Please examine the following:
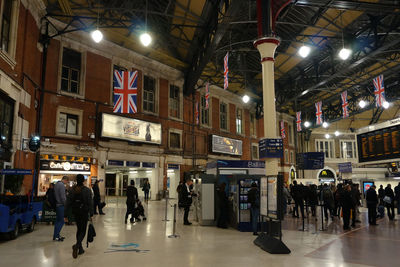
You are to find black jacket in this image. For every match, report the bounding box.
[291,184,303,201]
[378,188,385,199]
[126,186,138,205]
[366,188,378,205]
[65,185,94,218]
[384,187,395,202]
[341,190,354,209]
[179,183,192,207]
[248,188,260,208]
[93,183,101,201]
[395,185,400,200]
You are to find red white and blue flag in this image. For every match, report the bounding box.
[296,112,302,132]
[341,91,349,118]
[195,101,199,125]
[373,74,386,108]
[315,101,323,125]
[113,70,138,113]
[280,121,286,139]
[224,52,229,90]
[205,82,210,110]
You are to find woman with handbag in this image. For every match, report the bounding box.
[384,184,395,220]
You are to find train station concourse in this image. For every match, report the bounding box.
[1,0,400,266]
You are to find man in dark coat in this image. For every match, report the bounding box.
[394,182,400,215]
[366,185,378,225]
[378,185,385,201]
[65,174,93,258]
[179,179,194,225]
[248,182,260,235]
[384,184,395,220]
[125,180,138,224]
[217,182,229,228]
[341,184,354,230]
[291,180,304,218]
[93,180,105,215]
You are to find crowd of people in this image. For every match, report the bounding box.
[284,181,400,230]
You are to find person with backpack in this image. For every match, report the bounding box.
[384,184,395,220]
[142,179,151,202]
[53,176,68,241]
[46,183,56,210]
[291,180,304,218]
[248,182,260,236]
[125,180,138,224]
[321,184,334,220]
[65,174,93,258]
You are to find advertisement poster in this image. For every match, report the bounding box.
[101,113,161,144]
[260,177,268,216]
[211,135,242,156]
[267,176,278,219]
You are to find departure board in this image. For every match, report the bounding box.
[358,124,400,163]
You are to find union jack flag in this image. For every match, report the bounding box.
[280,121,286,139]
[224,52,229,90]
[373,74,386,108]
[296,112,302,132]
[195,101,199,124]
[341,91,349,118]
[113,70,138,114]
[205,82,210,110]
[315,101,323,125]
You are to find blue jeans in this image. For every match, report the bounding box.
[251,207,259,233]
[53,205,64,239]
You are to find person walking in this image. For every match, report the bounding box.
[179,178,194,225]
[384,184,395,220]
[366,185,378,225]
[351,184,361,225]
[321,184,334,220]
[217,182,229,228]
[53,176,68,241]
[309,184,319,217]
[248,182,260,236]
[65,174,93,258]
[291,180,304,218]
[142,180,151,202]
[341,184,353,230]
[125,180,138,224]
[93,180,105,215]
[394,182,400,215]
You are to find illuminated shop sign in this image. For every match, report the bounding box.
[101,113,162,144]
[40,154,92,163]
[211,135,242,156]
[40,161,90,171]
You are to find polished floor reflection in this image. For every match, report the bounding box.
[0,199,398,267]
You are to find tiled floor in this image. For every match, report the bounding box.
[0,199,398,267]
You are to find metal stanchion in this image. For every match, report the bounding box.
[162,196,170,221]
[320,203,326,231]
[168,204,179,238]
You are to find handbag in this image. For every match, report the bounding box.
[383,196,392,204]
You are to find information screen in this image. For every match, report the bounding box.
[358,124,400,162]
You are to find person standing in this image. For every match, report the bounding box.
[65,174,93,258]
[384,184,395,220]
[341,184,353,230]
[378,185,385,202]
[334,184,344,217]
[248,182,260,236]
[394,182,400,215]
[142,180,151,202]
[217,182,229,228]
[366,185,378,225]
[321,184,334,220]
[309,184,319,217]
[125,180,138,223]
[93,180,105,215]
[179,179,194,225]
[291,180,304,218]
[53,176,68,241]
[282,185,291,215]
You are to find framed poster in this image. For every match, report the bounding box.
[267,176,278,219]
[260,177,268,216]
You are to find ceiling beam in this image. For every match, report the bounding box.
[293,0,400,13]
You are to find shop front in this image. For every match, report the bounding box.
[167,164,180,199]
[38,154,93,196]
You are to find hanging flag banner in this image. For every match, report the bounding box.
[373,74,386,108]
[296,111,302,132]
[280,121,286,139]
[224,52,229,90]
[205,82,210,110]
[315,101,323,125]
[341,90,349,118]
[195,101,199,125]
[113,70,138,114]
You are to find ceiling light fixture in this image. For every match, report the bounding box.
[298,45,311,58]
[335,131,340,137]
[140,0,152,47]
[383,101,390,109]
[325,134,330,139]
[359,100,367,108]
[242,95,250,103]
[322,122,329,128]
[338,48,351,60]
[304,121,311,128]
[91,3,103,43]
